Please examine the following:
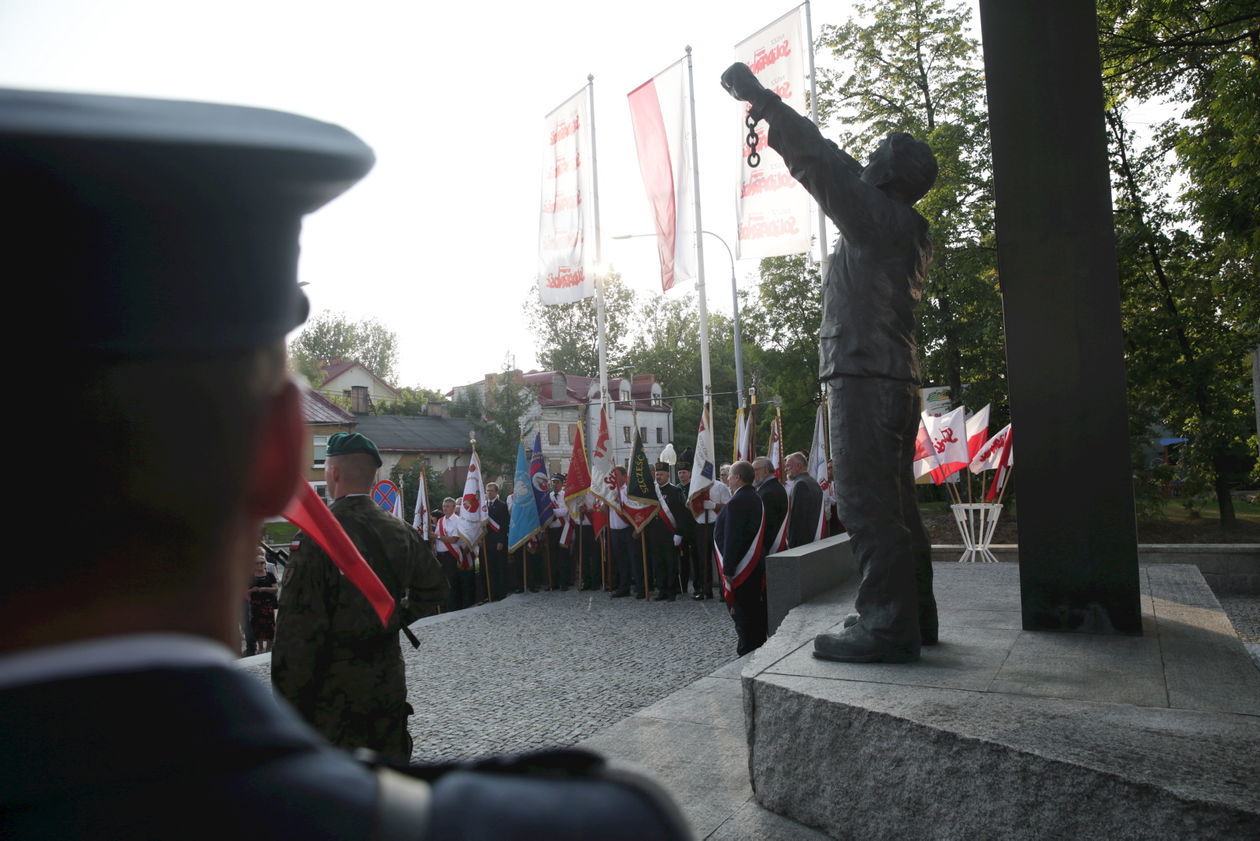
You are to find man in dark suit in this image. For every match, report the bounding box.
[485,482,511,600]
[0,88,687,841]
[785,452,824,548]
[752,456,788,555]
[715,461,768,656]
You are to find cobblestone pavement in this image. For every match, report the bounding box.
[1218,595,1260,643]
[245,589,740,761]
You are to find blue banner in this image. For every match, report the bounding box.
[530,431,553,528]
[508,439,541,553]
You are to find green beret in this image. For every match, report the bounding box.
[326,432,381,467]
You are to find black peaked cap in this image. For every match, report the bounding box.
[2,88,375,355]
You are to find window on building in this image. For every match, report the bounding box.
[656,427,664,443]
[623,426,632,443]
[548,423,561,445]
[313,435,329,468]
[639,426,647,442]
[548,458,561,475]
[568,423,578,443]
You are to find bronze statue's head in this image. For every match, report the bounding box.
[861,132,938,205]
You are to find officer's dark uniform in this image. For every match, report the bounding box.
[0,87,690,841]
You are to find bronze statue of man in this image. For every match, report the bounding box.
[722,62,939,663]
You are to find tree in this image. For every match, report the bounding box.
[738,255,824,453]
[619,291,739,459]
[376,386,448,416]
[524,273,636,376]
[470,367,538,480]
[813,0,1006,415]
[1098,1,1260,526]
[289,311,400,386]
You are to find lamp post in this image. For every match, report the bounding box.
[612,230,746,408]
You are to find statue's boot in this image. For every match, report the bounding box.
[842,608,938,646]
[813,622,919,664]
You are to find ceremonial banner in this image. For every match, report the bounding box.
[391,481,405,520]
[564,421,594,519]
[965,404,991,460]
[458,450,488,547]
[924,406,970,484]
[734,5,812,259]
[734,407,753,462]
[970,423,1012,474]
[807,404,828,484]
[985,427,1014,501]
[589,405,625,516]
[509,439,542,553]
[412,469,430,540]
[538,86,596,304]
[768,408,784,481]
[529,432,553,528]
[623,426,659,533]
[628,58,697,292]
[688,405,717,516]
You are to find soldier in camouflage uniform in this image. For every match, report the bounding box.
[273,432,446,760]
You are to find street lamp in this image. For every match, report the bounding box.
[612,230,746,408]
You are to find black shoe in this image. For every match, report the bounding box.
[611,589,629,598]
[692,593,705,601]
[812,626,919,664]
[559,586,569,591]
[634,592,646,600]
[514,589,524,594]
[529,587,539,593]
[653,592,670,601]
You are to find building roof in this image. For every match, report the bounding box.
[520,370,670,412]
[303,390,355,425]
[318,358,400,399]
[352,414,474,453]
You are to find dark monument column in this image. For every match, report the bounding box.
[978,0,1142,633]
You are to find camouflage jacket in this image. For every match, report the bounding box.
[272,494,446,756]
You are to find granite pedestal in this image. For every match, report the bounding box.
[743,563,1260,840]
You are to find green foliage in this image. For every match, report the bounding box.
[375,386,447,416]
[1099,0,1260,527]
[389,460,446,524]
[471,367,538,480]
[814,0,1007,418]
[738,255,825,453]
[621,291,740,458]
[524,273,636,376]
[289,311,400,386]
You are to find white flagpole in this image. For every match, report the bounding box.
[804,0,830,277]
[588,74,611,412]
[685,45,715,463]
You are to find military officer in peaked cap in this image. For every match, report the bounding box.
[0,88,688,841]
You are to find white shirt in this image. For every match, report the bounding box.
[695,480,731,524]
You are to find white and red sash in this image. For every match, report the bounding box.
[437,515,469,570]
[655,482,677,533]
[715,512,766,607]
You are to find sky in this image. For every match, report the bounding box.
[8,1,1173,395]
[0,0,884,391]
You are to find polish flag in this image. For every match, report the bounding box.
[924,406,970,484]
[912,419,940,481]
[969,423,1012,474]
[965,404,991,460]
[628,58,697,292]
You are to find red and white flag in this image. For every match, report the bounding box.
[391,480,405,520]
[986,427,1014,502]
[912,419,940,481]
[924,406,970,484]
[458,451,488,546]
[411,470,430,541]
[564,421,594,519]
[734,6,813,259]
[688,405,717,517]
[538,85,597,305]
[734,407,753,462]
[969,423,1011,473]
[628,58,697,292]
[768,409,784,481]
[965,404,991,460]
[588,405,625,517]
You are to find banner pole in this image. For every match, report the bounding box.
[686,45,715,460]
[803,0,830,277]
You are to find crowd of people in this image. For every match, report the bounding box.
[416,449,843,658]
